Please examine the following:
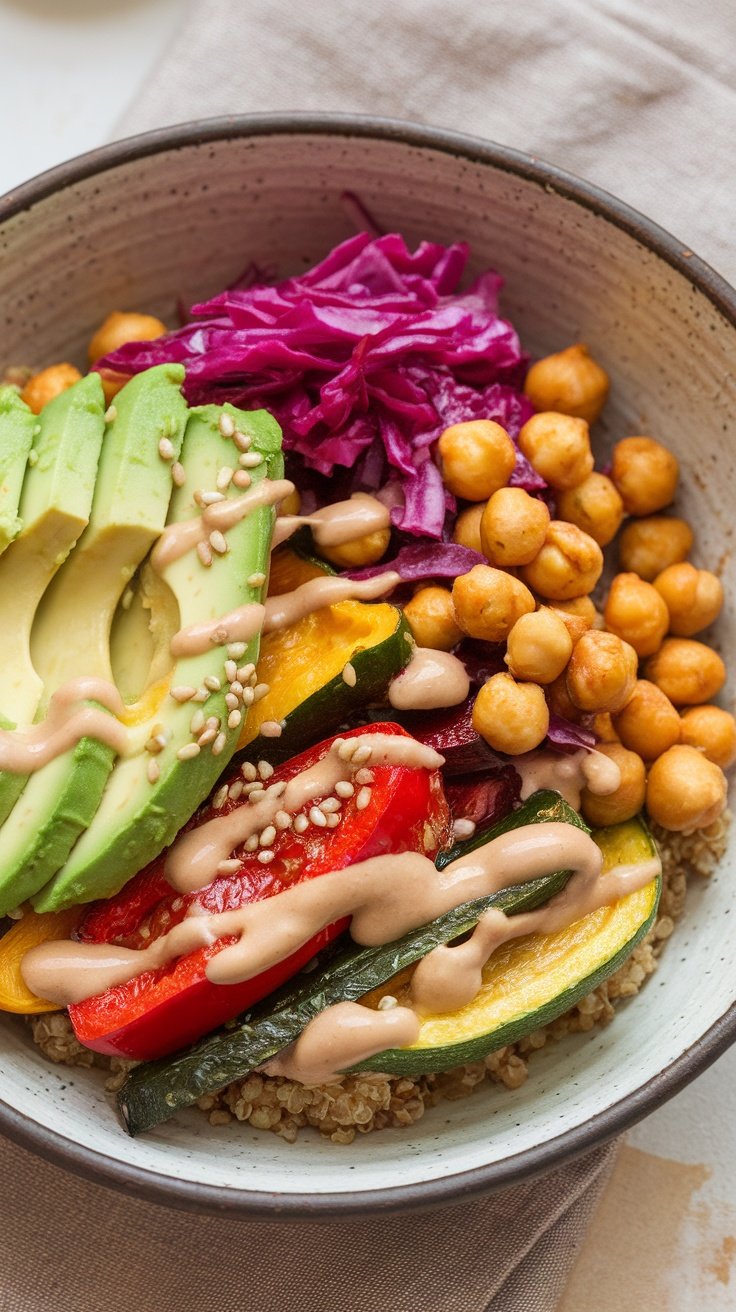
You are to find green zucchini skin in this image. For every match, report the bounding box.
[117,790,585,1135]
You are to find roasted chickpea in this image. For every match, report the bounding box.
[566,629,638,713]
[611,436,679,516]
[20,363,81,414]
[479,487,550,567]
[87,311,167,365]
[550,595,596,644]
[617,516,693,582]
[603,572,669,658]
[321,526,390,569]
[580,742,646,827]
[653,562,724,637]
[591,712,620,742]
[98,371,129,405]
[646,745,727,832]
[613,680,681,760]
[556,472,624,547]
[452,565,535,643]
[680,705,736,770]
[472,672,549,754]
[520,520,603,601]
[403,587,463,652]
[546,671,586,723]
[505,607,573,684]
[517,412,594,491]
[279,488,301,517]
[437,420,516,502]
[644,638,726,706]
[523,343,610,425]
[452,504,485,554]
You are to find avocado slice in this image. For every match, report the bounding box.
[35,402,283,911]
[0,374,106,824]
[0,365,188,916]
[0,386,37,556]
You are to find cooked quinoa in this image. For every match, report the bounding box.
[30,814,729,1145]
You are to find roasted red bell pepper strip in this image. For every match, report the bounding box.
[69,723,450,1060]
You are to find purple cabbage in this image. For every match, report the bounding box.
[97,232,534,538]
[546,714,597,753]
[346,541,484,584]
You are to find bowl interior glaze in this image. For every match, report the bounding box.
[1,118,735,1215]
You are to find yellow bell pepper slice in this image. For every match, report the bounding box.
[0,906,81,1013]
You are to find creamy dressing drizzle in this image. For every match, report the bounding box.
[516,748,621,811]
[170,604,266,658]
[151,479,295,572]
[388,647,470,711]
[264,1002,421,1085]
[272,492,390,551]
[262,572,401,633]
[0,677,128,774]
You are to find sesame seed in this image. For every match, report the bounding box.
[319,797,341,814]
[293,814,309,835]
[253,683,270,702]
[241,762,258,781]
[337,740,357,761]
[211,627,228,645]
[275,810,292,830]
[240,450,262,468]
[216,466,234,491]
[257,850,275,865]
[342,662,357,687]
[229,680,244,698]
[209,529,229,555]
[212,784,228,810]
[104,404,117,423]
[121,586,134,611]
[335,780,355,799]
[377,995,398,1011]
[218,412,236,438]
[453,818,477,840]
[326,813,340,828]
[217,858,241,875]
[352,745,372,766]
[224,659,238,682]
[355,768,374,786]
[260,720,282,738]
[257,760,274,780]
[190,709,206,735]
[171,898,183,912]
[356,786,371,811]
[172,461,186,487]
[233,470,251,489]
[259,825,276,847]
[267,780,287,799]
[139,925,151,940]
[192,686,210,703]
[245,834,259,851]
[212,732,227,755]
[147,759,161,784]
[247,786,267,803]
[199,490,226,506]
[225,692,240,712]
[158,437,175,461]
[229,780,244,801]
[171,685,196,703]
[144,736,163,755]
[309,806,327,828]
[228,709,242,729]
[204,674,221,692]
[238,663,255,682]
[198,727,217,746]
[227,641,247,659]
[27,451,38,468]
[177,743,201,761]
[197,540,213,568]
[242,687,255,706]
[234,431,252,452]
[248,571,266,588]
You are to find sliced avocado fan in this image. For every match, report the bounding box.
[35,402,283,911]
[0,375,106,824]
[0,386,37,557]
[0,365,188,917]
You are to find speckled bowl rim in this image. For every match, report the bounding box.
[1,112,735,1219]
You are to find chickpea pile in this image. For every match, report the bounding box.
[418,341,733,834]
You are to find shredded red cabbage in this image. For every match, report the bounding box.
[346,542,484,583]
[545,714,597,753]
[97,232,535,537]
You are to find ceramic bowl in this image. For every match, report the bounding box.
[1,116,735,1216]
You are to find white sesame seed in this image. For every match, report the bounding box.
[139,925,151,940]
[257,760,274,780]
[217,858,241,875]
[241,762,258,781]
[224,659,238,682]
[197,540,213,567]
[171,898,183,912]
[259,825,277,847]
[190,709,206,734]
[260,720,283,738]
[319,797,341,814]
[144,736,163,755]
[171,685,196,703]
[257,849,275,865]
[267,780,287,799]
[232,470,251,489]
[218,412,236,438]
[275,809,292,830]
[377,995,398,1011]
[248,571,266,588]
[352,745,372,766]
[247,787,267,804]
[121,586,134,611]
[27,450,38,468]
[177,743,201,761]
[198,727,217,746]
[228,779,244,801]
[355,768,374,786]
[228,709,242,729]
[234,431,252,452]
[309,806,327,828]
[192,686,210,703]
[242,687,255,706]
[210,626,228,645]
[293,814,309,835]
[104,404,117,423]
[238,663,255,682]
[337,740,357,761]
[229,680,244,698]
[212,784,228,810]
[199,490,225,506]
[227,642,247,659]
[356,786,372,811]
[326,813,340,828]
[335,780,355,799]
[158,437,175,461]
[204,674,221,692]
[332,738,345,751]
[453,818,477,840]
[172,461,186,487]
[342,662,357,687]
[225,692,240,712]
[253,683,270,702]
[240,450,262,468]
[245,834,259,851]
[147,759,161,784]
[216,465,234,491]
[212,732,227,755]
[209,529,229,555]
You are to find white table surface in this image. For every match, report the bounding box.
[1,1,735,1303]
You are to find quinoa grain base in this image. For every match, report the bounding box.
[30,815,729,1145]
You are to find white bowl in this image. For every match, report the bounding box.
[1,115,734,1215]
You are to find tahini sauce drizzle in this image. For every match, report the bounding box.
[262,573,401,633]
[0,677,128,773]
[272,492,390,551]
[516,748,621,811]
[152,479,295,571]
[388,648,470,711]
